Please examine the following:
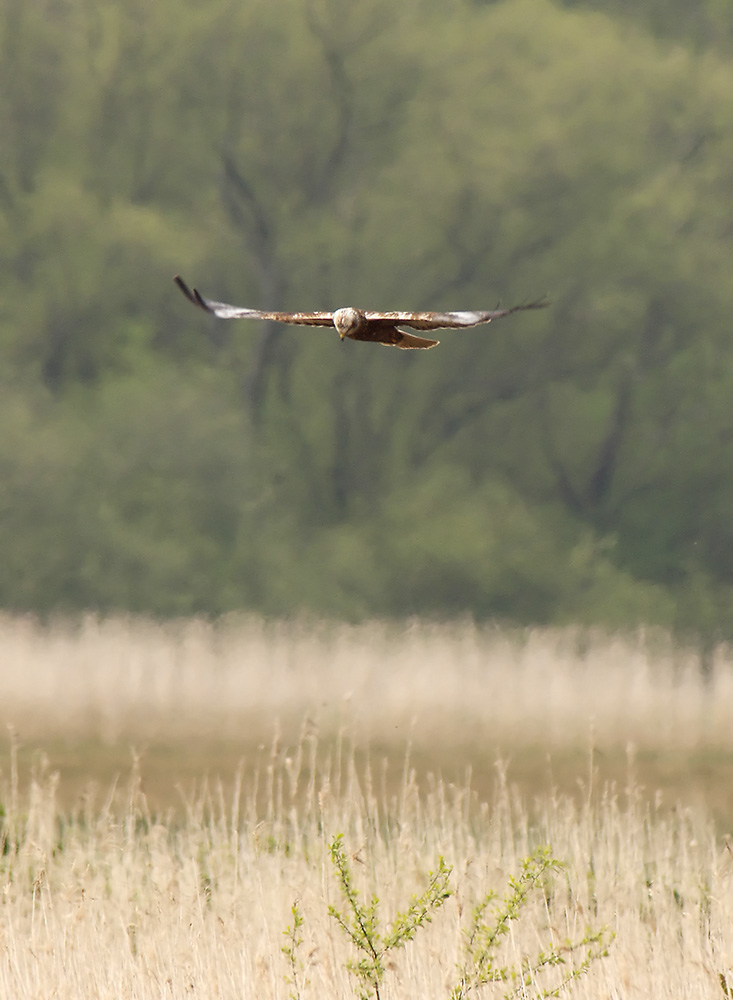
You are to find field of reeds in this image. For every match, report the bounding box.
[1,614,733,998]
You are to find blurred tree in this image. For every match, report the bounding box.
[557,0,733,50]
[1,0,733,646]
[0,370,260,615]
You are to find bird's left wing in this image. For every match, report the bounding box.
[174,276,335,327]
[365,298,548,331]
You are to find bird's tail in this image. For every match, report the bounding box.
[389,330,439,349]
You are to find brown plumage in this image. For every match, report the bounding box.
[174,275,547,350]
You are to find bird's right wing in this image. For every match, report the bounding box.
[174,276,335,326]
[365,299,549,331]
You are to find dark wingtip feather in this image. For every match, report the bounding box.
[193,288,210,311]
[491,296,549,317]
[174,274,195,303]
[503,296,550,318]
[174,275,211,313]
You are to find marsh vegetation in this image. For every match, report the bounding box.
[1,616,732,997]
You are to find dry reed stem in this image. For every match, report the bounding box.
[0,738,731,999]
[0,614,731,750]
[0,615,732,997]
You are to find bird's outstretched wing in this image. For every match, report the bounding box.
[175,276,548,346]
[364,299,548,331]
[174,276,335,327]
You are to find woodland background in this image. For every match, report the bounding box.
[3,0,733,645]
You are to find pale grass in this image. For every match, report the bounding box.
[1,613,732,749]
[1,615,733,997]
[1,738,732,999]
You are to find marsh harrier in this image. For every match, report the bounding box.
[174,275,547,350]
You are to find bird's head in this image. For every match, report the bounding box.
[333,307,363,340]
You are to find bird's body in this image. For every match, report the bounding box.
[174,275,547,350]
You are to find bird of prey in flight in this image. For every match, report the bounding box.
[174,275,547,350]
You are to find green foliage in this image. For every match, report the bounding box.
[281,900,305,1000]
[451,847,613,999]
[2,0,733,641]
[285,839,611,1000]
[0,370,260,615]
[328,833,452,1000]
[557,0,733,51]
